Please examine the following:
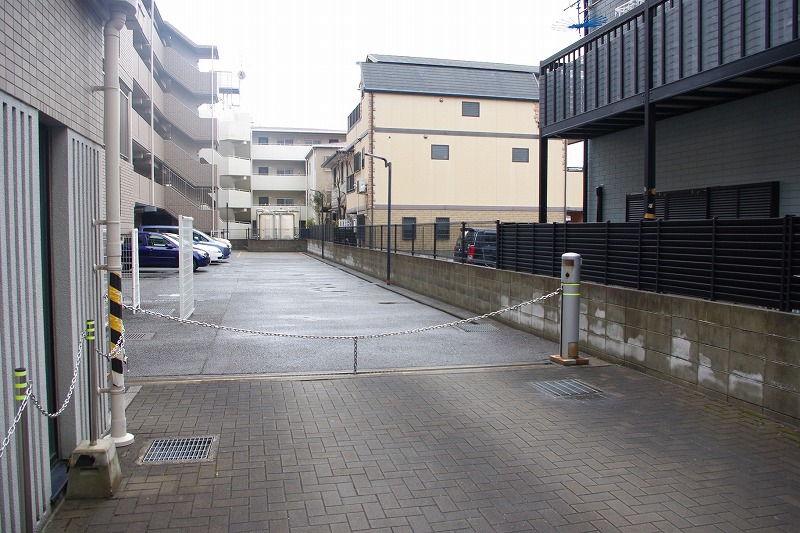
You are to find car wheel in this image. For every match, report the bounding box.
[193,259,198,272]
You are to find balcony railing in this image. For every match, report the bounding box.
[541,0,800,138]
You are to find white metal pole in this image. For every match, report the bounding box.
[104,7,134,446]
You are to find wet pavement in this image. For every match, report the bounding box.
[44,252,800,532]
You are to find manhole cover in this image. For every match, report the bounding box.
[455,321,498,332]
[140,436,217,464]
[531,379,602,398]
[125,332,155,341]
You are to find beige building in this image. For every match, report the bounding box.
[324,54,581,232]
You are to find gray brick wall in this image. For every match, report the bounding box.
[0,0,105,143]
[588,83,800,221]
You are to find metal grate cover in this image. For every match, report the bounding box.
[125,332,154,341]
[455,321,498,333]
[141,436,216,464]
[144,307,174,316]
[531,379,602,398]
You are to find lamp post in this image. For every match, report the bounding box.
[364,153,391,284]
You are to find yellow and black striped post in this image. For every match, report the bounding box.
[108,272,133,446]
[14,368,33,533]
[109,273,123,387]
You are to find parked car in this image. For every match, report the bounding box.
[163,233,223,262]
[124,231,210,271]
[453,228,497,267]
[139,225,230,259]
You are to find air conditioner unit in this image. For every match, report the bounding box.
[357,179,367,193]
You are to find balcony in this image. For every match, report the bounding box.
[250,143,311,161]
[218,115,250,143]
[251,174,308,192]
[217,188,252,209]
[163,140,213,187]
[162,46,216,98]
[540,0,800,139]
[199,148,250,177]
[161,93,216,142]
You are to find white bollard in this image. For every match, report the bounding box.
[550,253,589,366]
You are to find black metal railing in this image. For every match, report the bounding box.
[305,216,799,313]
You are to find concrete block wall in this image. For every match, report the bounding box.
[308,242,800,425]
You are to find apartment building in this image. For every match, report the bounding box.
[539,0,800,222]
[324,54,579,235]
[0,0,235,528]
[124,9,248,235]
[250,128,345,238]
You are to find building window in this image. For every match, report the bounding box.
[119,90,130,160]
[431,145,449,160]
[277,168,294,175]
[402,217,417,240]
[328,138,340,143]
[347,174,355,192]
[354,151,362,172]
[435,217,450,240]
[348,103,361,130]
[277,198,294,205]
[512,148,529,162]
[276,138,294,145]
[258,196,269,205]
[258,136,269,144]
[462,101,480,117]
[258,166,269,175]
[304,139,316,145]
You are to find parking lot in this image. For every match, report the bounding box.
[43,251,800,532]
[122,251,561,378]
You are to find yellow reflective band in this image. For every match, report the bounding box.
[14,382,27,389]
[564,293,581,297]
[15,395,26,401]
[563,283,580,286]
[14,370,27,377]
[109,315,122,332]
[109,286,122,303]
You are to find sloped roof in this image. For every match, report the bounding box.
[361,55,539,101]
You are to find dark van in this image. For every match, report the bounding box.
[453,228,497,267]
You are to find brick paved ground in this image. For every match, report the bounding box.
[44,364,799,532]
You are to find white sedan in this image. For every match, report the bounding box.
[163,233,223,262]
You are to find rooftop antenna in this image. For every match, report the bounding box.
[552,0,606,34]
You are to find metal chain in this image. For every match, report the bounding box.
[353,337,358,374]
[0,390,31,459]
[29,331,88,418]
[122,288,562,341]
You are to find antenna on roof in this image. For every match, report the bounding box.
[552,0,606,34]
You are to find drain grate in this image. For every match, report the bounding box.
[141,436,216,464]
[455,321,498,333]
[144,307,174,316]
[532,379,602,398]
[125,332,155,341]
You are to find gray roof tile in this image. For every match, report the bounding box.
[360,57,539,101]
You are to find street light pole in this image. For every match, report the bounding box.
[364,153,391,284]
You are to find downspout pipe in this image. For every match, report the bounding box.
[104,2,135,447]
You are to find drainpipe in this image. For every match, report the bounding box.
[104,3,134,447]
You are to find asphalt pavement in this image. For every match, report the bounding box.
[43,252,800,532]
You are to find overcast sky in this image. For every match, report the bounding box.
[155,0,586,131]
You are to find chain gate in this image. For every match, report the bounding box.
[0,326,126,459]
[123,288,563,374]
